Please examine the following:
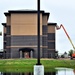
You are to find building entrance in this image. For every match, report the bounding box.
[19,48,34,58]
[24,52,30,58]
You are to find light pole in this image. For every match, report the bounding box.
[34,0,44,75]
[36,0,41,65]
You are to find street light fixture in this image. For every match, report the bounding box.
[34,1,44,75]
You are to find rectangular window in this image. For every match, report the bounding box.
[6,37,11,46]
[7,26,11,35]
[42,36,47,46]
[42,25,47,35]
[48,42,55,49]
[48,33,55,40]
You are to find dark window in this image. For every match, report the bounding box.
[42,25,47,35]
[48,33,55,40]
[42,36,47,46]
[4,33,6,36]
[48,42,55,49]
[4,36,7,41]
[7,26,11,35]
[6,37,11,46]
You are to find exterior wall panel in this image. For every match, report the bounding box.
[11,47,20,58]
[4,27,6,33]
[48,50,55,58]
[6,48,11,58]
[7,16,11,25]
[48,26,55,33]
[42,16,48,25]
[11,14,42,35]
[11,35,42,46]
[42,48,48,58]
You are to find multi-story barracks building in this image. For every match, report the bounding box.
[2,10,57,58]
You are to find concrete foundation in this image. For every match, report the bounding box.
[34,65,44,75]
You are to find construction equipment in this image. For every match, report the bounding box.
[56,24,75,59]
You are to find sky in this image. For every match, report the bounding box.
[0,0,75,54]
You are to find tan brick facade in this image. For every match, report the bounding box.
[2,10,57,58]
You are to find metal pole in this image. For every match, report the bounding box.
[36,0,41,65]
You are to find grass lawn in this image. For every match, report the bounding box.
[0,59,75,72]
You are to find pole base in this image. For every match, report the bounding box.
[34,65,44,75]
[36,63,41,65]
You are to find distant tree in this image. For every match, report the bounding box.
[68,49,73,56]
[61,54,64,58]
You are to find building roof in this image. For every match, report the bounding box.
[4,10,50,19]
[2,23,6,27]
[48,23,57,26]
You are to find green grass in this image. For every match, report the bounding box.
[0,59,75,72]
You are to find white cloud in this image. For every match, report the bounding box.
[41,0,75,9]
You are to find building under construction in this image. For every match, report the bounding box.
[2,10,57,58]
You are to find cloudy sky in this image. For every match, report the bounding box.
[0,0,75,54]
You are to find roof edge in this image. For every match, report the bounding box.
[4,10,50,17]
[48,22,57,26]
[2,23,7,27]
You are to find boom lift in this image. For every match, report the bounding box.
[56,24,75,59]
